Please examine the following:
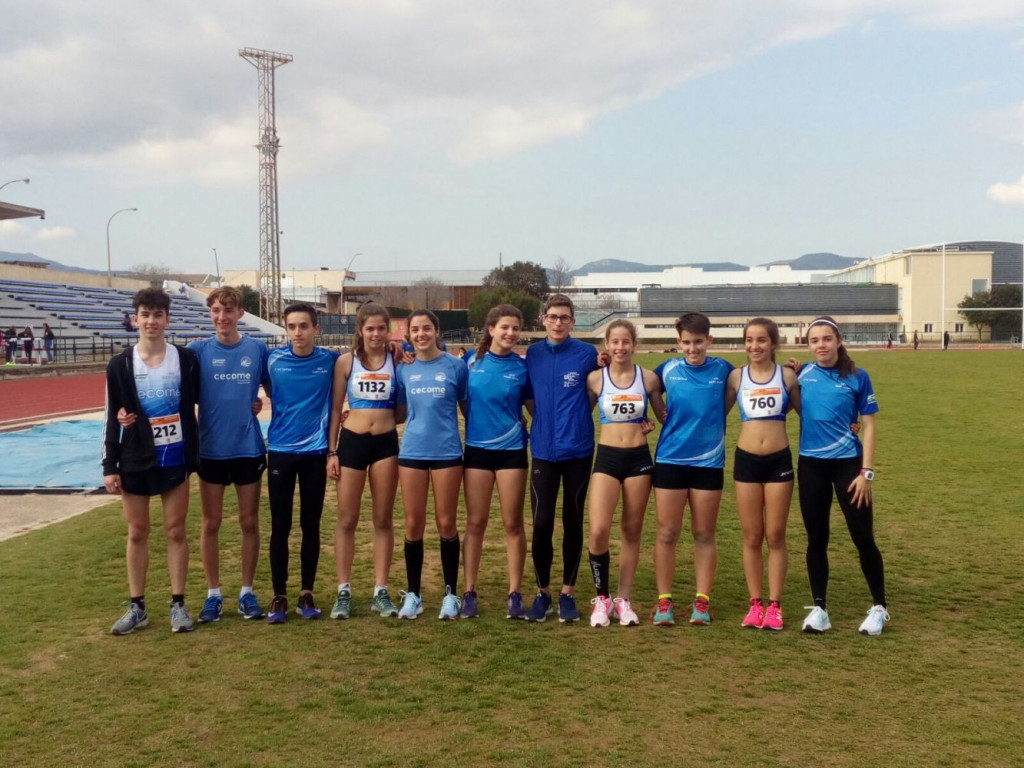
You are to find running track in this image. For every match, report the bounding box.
[0,373,106,424]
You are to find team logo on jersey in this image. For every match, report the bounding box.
[212,358,226,367]
[434,372,447,382]
[409,374,423,382]
[240,356,252,368]
[563,372,580,388]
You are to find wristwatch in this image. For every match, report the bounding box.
[860,468,874,481]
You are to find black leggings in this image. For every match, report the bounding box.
[268,451,327,595]
[798,456,886,608]
[530,455,592,590]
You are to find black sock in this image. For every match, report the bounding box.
[404,539,424,596]
[588,550,610,598]
[131,596,146,612]
[440,535,460,595]
[814,597,827,610]
[171,594,184,605]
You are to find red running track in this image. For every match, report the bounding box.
[0,373,106,423]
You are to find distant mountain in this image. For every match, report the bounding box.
[760,252,862,270]
[563,253,862,278]
[0,250,101,274]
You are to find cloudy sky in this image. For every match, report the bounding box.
[4,1,1024,276]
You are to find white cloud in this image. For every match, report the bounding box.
[36,226,77,241]
[0,221,25,236]
[987,175,1024,205]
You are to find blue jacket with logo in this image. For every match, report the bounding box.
[526,337,599,462]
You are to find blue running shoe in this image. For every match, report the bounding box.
[558,593,580,623]
[652,597,675,626]
[526,592,553,623]
[506,592,525,620]
[238,592,265,620]
[267,595,288,625]
[295,593,322,620]
[689,597,712,626]
[438,588,461,621]
[460,590,479,619]
[198,595,223,623]
[398,591,423,620]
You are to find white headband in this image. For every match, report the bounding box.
[809,319,839,331]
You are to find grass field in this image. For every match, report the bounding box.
[1,349,1022,767]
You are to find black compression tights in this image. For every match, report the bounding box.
[798,456,886,608]
[530,456,592,590]
[268,451,327,595]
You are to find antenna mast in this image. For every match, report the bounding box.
[239,46,292,324]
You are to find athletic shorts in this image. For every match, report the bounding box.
[592,444,654,482]
[733,446,794,484]
[121,465,188,497]
[337,428,399,471]
[463,445,529,471]
[652,463,724,491]
[398,456,463,471]
[198,456,267,486]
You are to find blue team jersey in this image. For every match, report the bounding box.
[654,356,734,469]
[266,345,338,454]
[396,353,468,460]
[188,335,270,459]
[798,363,879,460]
[465,351,532,450]
[133,345,185,467]
[346,354,397,410]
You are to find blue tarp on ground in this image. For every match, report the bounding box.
[0,420,105,489]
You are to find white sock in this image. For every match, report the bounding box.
[338,582,351,594]
[374,584,387,596]
[239,586,253,597]
[207,587,222,598]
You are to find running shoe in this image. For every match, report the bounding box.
[296,593,322,620]
[506,591,525,620]
[460,590,479,619]
[558,593,580,623]
[526,592,553,623]
[589,595,612,628]
[267,595,288,624]
[238,592,265,620]
[761,602,784,631]
[398,591,423,620]
[689,597,712,626]
[613,597,640,627]
[371,588,399,618]
[858,605,890,636]
[110,603,148,635]
[198,595,223,624]
[741,599,766,629]
[802,606,832,634]
[652,598,675,626]
[438,587,461,621]
[170,602,196,633]
[330,588,352,620]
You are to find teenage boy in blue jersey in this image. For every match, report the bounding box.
[525,295,600,623]
[103,288,200,635]
[265,303,339,623]
[187,287,271,622]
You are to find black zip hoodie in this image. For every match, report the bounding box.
[102,344,200,476]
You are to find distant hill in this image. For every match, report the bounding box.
[566,253,859,277]
[0,250,100,274]
[760,252,862,270]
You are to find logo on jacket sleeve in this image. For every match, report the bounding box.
[563,372,580,388]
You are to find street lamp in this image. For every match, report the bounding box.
[212,248,221,287]
[0,178,30,194]
[340,252,362,314]
[106,207,138,287]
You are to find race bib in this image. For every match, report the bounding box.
[150,414,183,446]
[745,387,783,419]
[353,371,392,401]
[604,393,643,422]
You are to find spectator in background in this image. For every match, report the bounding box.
[19,325,34,365]
[912,330,919,351]
[4,326,16,365]
[943,330,951,350]
[42,323,55,363]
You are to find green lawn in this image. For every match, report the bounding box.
[1,349,1022,767]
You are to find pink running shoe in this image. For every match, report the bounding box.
[761,602,784,631]
[741,599,766,629]
[613,597,640,627]
[589,595,612,628]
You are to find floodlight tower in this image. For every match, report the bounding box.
[239,46,293,324]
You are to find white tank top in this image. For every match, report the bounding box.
[598,364,647,424]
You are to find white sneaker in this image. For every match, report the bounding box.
[613,597,640,627]
[437,587,461,621]
[858,605,890,636]
[802,606,832,634]
[397,591,423,620]
[589,595,612,627]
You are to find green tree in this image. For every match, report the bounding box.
[468,288,542,330]
[958,287,1023,341]
[482,260,550,298]
[990,284,1023,339]
[238,284,261,317]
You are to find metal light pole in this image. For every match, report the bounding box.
[106,208,138,287]
[0,178,30,193]
[340,252,361,314]
[212,248,221,287]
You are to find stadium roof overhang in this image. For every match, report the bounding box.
[0,201,45,221]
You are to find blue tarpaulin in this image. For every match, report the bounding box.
[0,420,105,489]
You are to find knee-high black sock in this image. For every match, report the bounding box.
[589,550,610,597]
[440,535,460,595]
[404,539,424,596]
